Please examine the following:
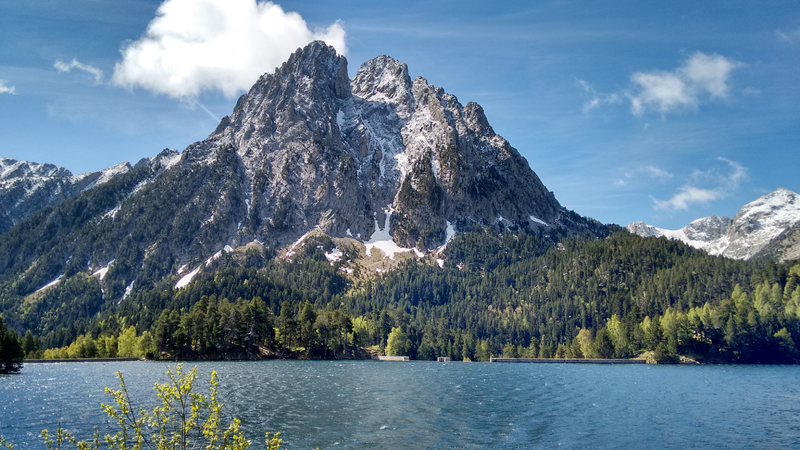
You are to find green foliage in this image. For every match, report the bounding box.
[40,364,282,449]
[0,435,15,450]
[22,330,42,359]
[116,326,140,358]
[651,343,678,364]
[386,327,412,356]
[0,315,23,374]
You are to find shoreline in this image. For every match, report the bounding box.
[490,357,647,364]
[23,358,142,363]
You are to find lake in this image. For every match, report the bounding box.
[2,360,800,448]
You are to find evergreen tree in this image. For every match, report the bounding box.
[0,316,23,374]
[593,328,614,359]
[22,330,41,359]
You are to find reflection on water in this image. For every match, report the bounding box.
[2,361,800,448]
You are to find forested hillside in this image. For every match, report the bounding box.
[12,228,799,364]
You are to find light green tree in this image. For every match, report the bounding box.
[576,328,594,359]
[385,327,411,356]
[117,326,141,358]
[40,364,282,450]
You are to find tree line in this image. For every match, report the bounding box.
[10,230,800,364]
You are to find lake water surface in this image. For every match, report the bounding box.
[2,360,800,448]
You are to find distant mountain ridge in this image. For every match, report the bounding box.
[627,188,800,261]
[0,158,132,234]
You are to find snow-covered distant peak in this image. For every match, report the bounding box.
[734,187,799,224]
[0,158,72,181]
[77,162,132,191]
[628,188,800,261]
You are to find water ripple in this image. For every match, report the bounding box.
[2,362,800,448]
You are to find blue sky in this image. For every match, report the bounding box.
[1,0,798,229]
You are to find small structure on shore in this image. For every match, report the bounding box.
[437,357,451,362]
[374,355,410,361]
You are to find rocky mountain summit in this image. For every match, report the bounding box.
[627,188,800,261]
[202,41,596,250]
[0,41,604,301]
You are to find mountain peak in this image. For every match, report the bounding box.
[352,55,412,110]
[279,40,347,81]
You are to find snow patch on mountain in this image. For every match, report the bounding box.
[325,247,343,263]
[176,267,201,289]
[364,208,418,260]
[286,230,316,257]
[530,215,549,226]
[92,261,113,281]
[122,280,135,301]
[36,274,64,292]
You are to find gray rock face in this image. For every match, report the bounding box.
[203,41,573,250]
[627,188,800,261]
[682,215,731,242]
[0,158,133,234]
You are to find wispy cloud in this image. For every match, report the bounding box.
[613,164,673,187]
[0,80,16,95]
[578,78,622,113]
[112,0,346,99]
[642,165,673,181]
[582,52,743,116]
[653,157,747,211]
[54,59,104,84]
[776,27,800,43]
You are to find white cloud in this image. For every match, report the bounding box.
[613,178,627,187]
[629,53,743,116]
[54,59,104,84]
[653,186,722,211]
[112,0,347,99]
[0,80,15,95]
[653,158,747,211]
[581,53,743,116]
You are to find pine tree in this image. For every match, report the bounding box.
[0,316,24,374]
